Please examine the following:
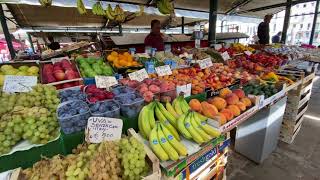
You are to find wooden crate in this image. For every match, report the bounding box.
[279,122,302,144]
[128,128,161,180]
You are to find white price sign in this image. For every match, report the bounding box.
[244,51,252,56]
[85,117,123,143]
[221,51,231,61]
[176,83,192,97]
[95,76,118,89]
[197,57,213,69]
[51,56,69,64]
[3,75,37,93]
[128,68,149,82]
[213,44,222,50]
[155,65,172,76]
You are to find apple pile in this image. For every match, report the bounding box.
[42,59,80,84]
[82,85,114,103]
[135,78,175,102]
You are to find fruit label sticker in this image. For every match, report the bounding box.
[176,83,191,97]
[95,76,118,90]
[155,65,172,76]
[197,57,213,69]
[85,117,123,143]
[3,75,37,93]
[128,68,149,82]
[244,51,252,56]
[221,51,230,61]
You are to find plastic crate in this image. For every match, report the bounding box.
[114,93,145,118]
[111,85,136,96]
[89,99,120,118]
[57,100,90,134]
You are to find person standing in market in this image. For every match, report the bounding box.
[272,31,282,43]
[144,19,165,51]
[257,14,273,44]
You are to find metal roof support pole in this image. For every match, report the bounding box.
[0,4,15,60]
[281,0,292,43]
[309,0,320,45]
[181,16,185,34]
[27,33,35,53]
[209,0,218,46]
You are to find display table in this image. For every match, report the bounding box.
[234,96,287,163]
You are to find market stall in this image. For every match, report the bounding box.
[0,0,319,180]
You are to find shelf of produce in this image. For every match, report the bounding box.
[0,137,63,173]
[128,129,161,180]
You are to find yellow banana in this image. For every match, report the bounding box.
[157,102,177,128]
[148,102,156,129]
[166,101,179,118]
[77,0,87,15]
[173,97,183,116]
[184,112,204,144]
[105,6,115,20]
[157,124,179,161]
[193,114,221,138]
[138,107,146,138]
[107,4,116,17]
[160,123,188,156]
[176,112,192,139]
[194,111,208,121]
[149,126,169,161]
[155,107,180,141]
[163,0,174,13]
[179,97,190,113]
[190,112,211,142]
[139,106,151,138]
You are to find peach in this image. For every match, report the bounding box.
[227,105,241,117]
[232,89,246,99]
[220,109,234,121]
[201,101,218,118]
[236,102,246,111]
[225,93,239,105]
[219,88,232,98]
[189,99,202,112]
[240,97,252,107]
[213,113,227,125]
[208,97,227,111]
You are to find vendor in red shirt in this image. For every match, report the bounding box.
[144,19,165,51]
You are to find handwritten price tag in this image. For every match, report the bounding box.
[85,117,123,143]
[95,76,118,89]
[128,68,149,82]
[197,57,213,69]
[244,51,252,56]
[3,75,37,93]
[221,51,230,61]
[155,65,172,76]
[176,83,191,97]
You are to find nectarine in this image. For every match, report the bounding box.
[232,89,245,99]
[225,93,239,105]
[208,97,227,111]
[219,88,232,98]
[227,105,241,116]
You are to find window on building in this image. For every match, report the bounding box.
[312,2,315,6]
[273,24,276,31]
[293,24,296,28]
[300,24,303,29]
[306,32,310,38]
[308,23,311,30]
[303,4,307,8]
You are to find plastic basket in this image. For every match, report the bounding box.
[111,85,136,96]
[89,99,120,118]
[58,86,86,102]
[57,100,90,134]
[114,93,145,118]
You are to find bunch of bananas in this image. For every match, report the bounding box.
[92,2,105,16]
[105,4,126,23]
[177,111,221,144]
[77,0,87,15]
[39,0,52,7]
[157,0,174,15]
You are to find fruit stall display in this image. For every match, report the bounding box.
[77,56,114,78]
[0,63,40,86]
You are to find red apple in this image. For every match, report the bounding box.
[53,70,65,81]
[46,75,56,83]
[61,59,72,70]
[43,64,53,73]
[65,70,77,80]
[53,65,63,72]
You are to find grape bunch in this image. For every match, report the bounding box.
[120,137,149,180]
[0,84,60,155]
